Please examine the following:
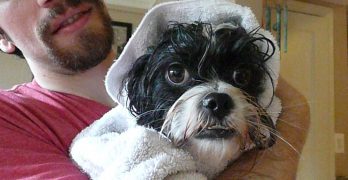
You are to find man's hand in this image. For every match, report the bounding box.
[217,77,310,179]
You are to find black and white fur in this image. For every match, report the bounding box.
[122,21,277,178]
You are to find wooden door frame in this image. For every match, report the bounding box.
[285,3,335,179]
[294,0,348,177]
[263,0,348,177]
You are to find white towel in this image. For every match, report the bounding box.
[70,106,206,179]
[70,0,281,179]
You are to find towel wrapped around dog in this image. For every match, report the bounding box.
[70,106,206,179]
[70,0,281,179]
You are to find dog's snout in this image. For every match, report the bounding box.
[202,93,234,119]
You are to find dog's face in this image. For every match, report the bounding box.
[123,22,276,168]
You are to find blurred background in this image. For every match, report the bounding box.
[0,0,347,179]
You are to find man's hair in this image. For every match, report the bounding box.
[0,28,24,59]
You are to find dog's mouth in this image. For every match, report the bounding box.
[195,125,236,139]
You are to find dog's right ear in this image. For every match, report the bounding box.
[123,54,152,116]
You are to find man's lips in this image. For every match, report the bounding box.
[51,6,93,35]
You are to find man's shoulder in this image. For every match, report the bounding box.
[0,81,110,123]
[0,81,82,106]
[0,81,71,120]
[0,82,47,119]
[0,81,110,151]
[0,81,43,104]
[0,82,32,100]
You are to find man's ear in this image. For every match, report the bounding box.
[0,37,16,53]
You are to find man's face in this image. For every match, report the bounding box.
[0,0,114,73]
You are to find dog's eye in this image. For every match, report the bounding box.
[233,68,252,87]
[166,63,190,85]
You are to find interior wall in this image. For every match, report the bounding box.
[236,0,348,176]
[286,0,348,177]
[333,5,348,177]
[0,53,32,89]
[235,0,263,23]
[107,5,146,31]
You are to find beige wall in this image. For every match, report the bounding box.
[333,5,348,177]
[107,4,146,31]
[0,53,32,89]
[236,0,348,176]
[235,0,263,23]
[238,0,348,176]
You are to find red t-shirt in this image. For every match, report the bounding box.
[0,81,111,179]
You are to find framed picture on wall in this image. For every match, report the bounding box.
[111,21,132,58]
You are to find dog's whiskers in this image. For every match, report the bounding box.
[161,92,204,141]
[272,133,300,156]
[181,118,192,145]
[262,145,299,163]
[275,117,306,130]
[136,95,177,102]
[226,117,249,152]
[193,79,206,84]
[245,119,300,156]
[242,93,262,107]
[137,108,169,118]
[142,118,165,127]
[281,100,315,110]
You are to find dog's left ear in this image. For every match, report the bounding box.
[123,54,152,116]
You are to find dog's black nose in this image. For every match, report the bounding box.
[202,93,234,119]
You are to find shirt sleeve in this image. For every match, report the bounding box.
[0,84,110,179]
[0,119,89,180]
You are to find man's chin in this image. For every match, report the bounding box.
[47,34,112,73]
[39,0,114,73]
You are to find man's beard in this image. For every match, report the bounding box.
[37,0,114,73]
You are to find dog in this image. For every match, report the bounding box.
[121,21,277,178]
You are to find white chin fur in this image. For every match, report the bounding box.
[186,138,242,178]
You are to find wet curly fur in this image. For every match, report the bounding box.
[121,21,277,177]
[124,22,275,128]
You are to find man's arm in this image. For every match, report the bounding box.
[218,77,310,179]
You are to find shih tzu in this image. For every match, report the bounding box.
[122,21,277,178]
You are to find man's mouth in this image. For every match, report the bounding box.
[51,7,93,35]
[195,125,236,139]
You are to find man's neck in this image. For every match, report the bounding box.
[28,51,117,107]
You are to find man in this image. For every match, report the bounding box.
[0,0,309,179]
